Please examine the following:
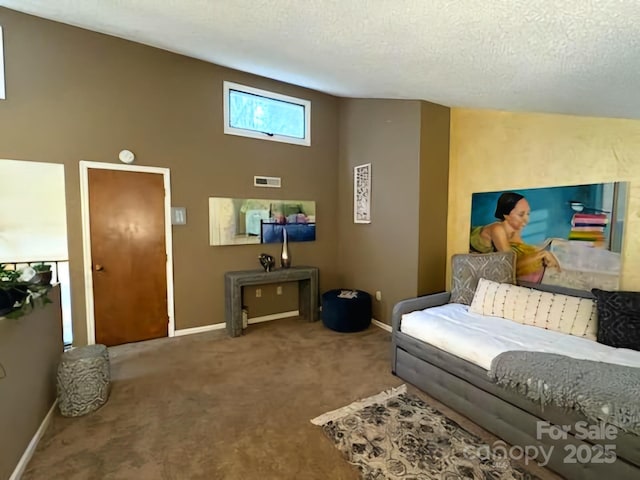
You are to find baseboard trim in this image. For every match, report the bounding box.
[248,310,299,324]
[173,310,300,336]
[10,401,57,480]
[174,323,225,336]
[372,318,392,332]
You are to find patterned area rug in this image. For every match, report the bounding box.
[311,385,540,480]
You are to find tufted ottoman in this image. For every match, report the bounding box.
[56,344,111,417]
[321,289,372,332]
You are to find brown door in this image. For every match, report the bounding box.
[88,169,168,346]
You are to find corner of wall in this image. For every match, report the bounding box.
[418,101,451,295]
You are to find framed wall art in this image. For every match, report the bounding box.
[208,197,316,246]
[1,26,5,99]
[354,163,371,224]
[469,182,628,291]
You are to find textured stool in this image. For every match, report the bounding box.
[57,344,111,417]
[321,289,372,332]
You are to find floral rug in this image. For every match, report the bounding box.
[311,385,540,480]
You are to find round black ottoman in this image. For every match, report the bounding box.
[321,289,371,332]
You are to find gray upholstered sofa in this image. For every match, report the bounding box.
[391,284,640,480]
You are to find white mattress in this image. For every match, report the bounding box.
[400,303,640,371]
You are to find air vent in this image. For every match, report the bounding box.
[254,176,281,188]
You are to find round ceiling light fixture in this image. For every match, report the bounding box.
[118,149,135,164]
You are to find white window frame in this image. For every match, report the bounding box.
[223,81,311,146]
[1,26,5,100]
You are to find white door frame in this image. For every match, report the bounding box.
[79,161,175,345]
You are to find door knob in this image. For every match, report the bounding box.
[95,264,104,271]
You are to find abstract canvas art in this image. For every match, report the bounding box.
[354,163,371,224]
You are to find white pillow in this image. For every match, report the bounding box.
[469,278,597,340]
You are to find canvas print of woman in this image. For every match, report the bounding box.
[470,192,559,283]
[469,183,626,290]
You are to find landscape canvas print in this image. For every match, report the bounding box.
[209,198,316,246]
[469,182,628,291]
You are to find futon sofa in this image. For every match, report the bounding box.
[391,254,640,480]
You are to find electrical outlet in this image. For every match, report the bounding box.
[277,286,283,295]
[375,291,382,301]
[256,288,262,298]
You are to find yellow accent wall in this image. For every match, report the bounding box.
[448,108,640,290]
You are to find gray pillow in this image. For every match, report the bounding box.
[450,251,516,305]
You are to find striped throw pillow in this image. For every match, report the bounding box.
[470,278,597,340]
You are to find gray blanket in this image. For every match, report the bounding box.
[489,351,640,436]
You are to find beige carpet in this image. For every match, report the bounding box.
[22,317,560,480]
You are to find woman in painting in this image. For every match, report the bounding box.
[470,192,560,283]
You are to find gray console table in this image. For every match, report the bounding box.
[224,266,319,337]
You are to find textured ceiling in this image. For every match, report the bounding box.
[2,0,640,120]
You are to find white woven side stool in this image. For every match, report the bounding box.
[56,344,111,417]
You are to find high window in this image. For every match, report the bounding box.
[1,26,5,99]
[223,81,310,146]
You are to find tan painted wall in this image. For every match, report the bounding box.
[338,99,421,323]
[418,102,450,295]
[337,99,450,324]
[0,287,63,480]
[448,108,640,289]
[0,8,340,342]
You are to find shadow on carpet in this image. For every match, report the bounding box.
[311,385,540,480]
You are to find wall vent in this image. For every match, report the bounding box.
[254,176,281,188]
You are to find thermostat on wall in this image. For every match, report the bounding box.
[254,176,281,188]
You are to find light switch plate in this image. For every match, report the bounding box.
[171,207,187,225]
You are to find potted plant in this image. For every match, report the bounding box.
[32,262,53,285]
[0,264,52,318]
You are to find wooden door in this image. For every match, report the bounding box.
[88,169,168,346]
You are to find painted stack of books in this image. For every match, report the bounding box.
[569,213,607,247]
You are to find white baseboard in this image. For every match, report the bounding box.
[173,310,300,336]
[174,323,225,336]
[10,401,57,480]
[248,310,299,324]
[371,318,392,332]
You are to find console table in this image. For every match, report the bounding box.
[224,266,319,337]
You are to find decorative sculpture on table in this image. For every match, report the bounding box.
[258,253,275,272]
[281,228,291,268]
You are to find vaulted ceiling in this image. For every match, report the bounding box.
[2,0,640,120]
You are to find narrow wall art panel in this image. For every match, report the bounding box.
[354,163,371,224]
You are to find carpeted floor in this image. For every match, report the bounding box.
[22,317,561,480]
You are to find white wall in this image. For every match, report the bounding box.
[0,159,68,262]
[0,159,72,343]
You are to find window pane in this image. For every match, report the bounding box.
[228,89,305,139]
[0,26,5,99]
